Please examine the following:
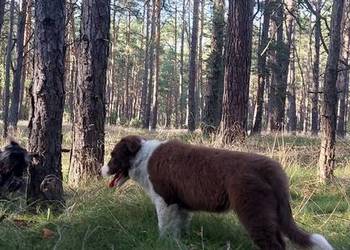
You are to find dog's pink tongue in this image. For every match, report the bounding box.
[109,174,119,188]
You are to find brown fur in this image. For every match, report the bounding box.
[147,140,311,249]
[106,136,318,250]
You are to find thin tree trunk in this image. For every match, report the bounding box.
[318,0,344,182]
[187,0,200,132]
[287,44,297,133]
[27,0,65,206]
[3,0,15,138]
[336,3,350,137]
[19,0,33,120]
[69,0,111,187]
[252,0,272,134]
[124,12,131,121]
[270,0,291,131]
[144,0,156,129]
[0,0,5,35]
[9,0,29,130]
[202,0,225,136]
[221,0,254,142]
[311,0,322,135]
[150,0,161,130]
[140,1,151,123]
[196,0,205,124]
[179,0,186,128]
[173,2,179,128]
[286,0,297,133]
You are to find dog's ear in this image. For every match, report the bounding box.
[25,152,40,164]
[7,137,20,147]
[122,136,142,155]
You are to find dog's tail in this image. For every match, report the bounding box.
[269,165,333,250]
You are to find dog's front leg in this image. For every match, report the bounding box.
[154,197,189,238]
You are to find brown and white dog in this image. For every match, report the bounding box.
[101,135,333,250]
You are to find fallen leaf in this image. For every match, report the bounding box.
[42,228,55,240]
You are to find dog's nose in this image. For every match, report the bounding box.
[100,165,110,177]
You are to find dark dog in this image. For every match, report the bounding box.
[0,140,30,196]
[102,135,333,250]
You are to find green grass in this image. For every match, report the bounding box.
[1,125,350,249]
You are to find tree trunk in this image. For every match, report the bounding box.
[9,0,29,130]
[179,0,186,128]
[140,1,151,124]
[196,0,205,124]
[173,2,179,128]
[318,0,344,182]
[0,0,5,35]
[269,0,291,131]
[124,12,131,122]
[286,0,297,133]
[311,0,322,135]
[64,0,77,123]
[27,0,65,206]
[202,0,225,136]
[252,0,272,134]
[69,0,111,187]
[287,46,297,133]
[221,0,254,142]
[19,0,33,121]
[144,0,156,129]
[187,0,200,132]
[150,0,161,130]
[2,0,15,138]
[336,3,350,137]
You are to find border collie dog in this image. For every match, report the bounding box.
[101,135,333,250]
[0,140,30,195]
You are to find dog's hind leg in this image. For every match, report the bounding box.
[231,186,286,250]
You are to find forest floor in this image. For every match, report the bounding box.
[0,123,350,250]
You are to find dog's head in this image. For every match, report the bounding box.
[101,135,142,188]
[0,140,30,193]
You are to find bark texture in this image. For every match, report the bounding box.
[27,0,65,206]
[3,0,15,138]
[318,0,344,182]
[311,0,322,135]
[252,0,272,134]
[221,0,254,143]
[0,0,5,35]
[188,0,200,132]
[69,0,111,187]
[202,0,225,136]
[9,0,29,129]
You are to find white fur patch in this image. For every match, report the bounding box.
[310,234,333,250]
[129,139,163,194]
[129,139,190,237]
[101,165,110,177]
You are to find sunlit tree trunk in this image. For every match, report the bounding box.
[2,0,15,138]
[221,0,254,142]
[188,0,200,132]
[150,0,161,130]
[318,0,344,182]
[179,0,187,128]
[337,3,350,137]
[140,1,151,124]
[311,0,322,135]
[69,0,110,187]
[9,0,29,130]
[252,0,272,134]
[27,0,65,206]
